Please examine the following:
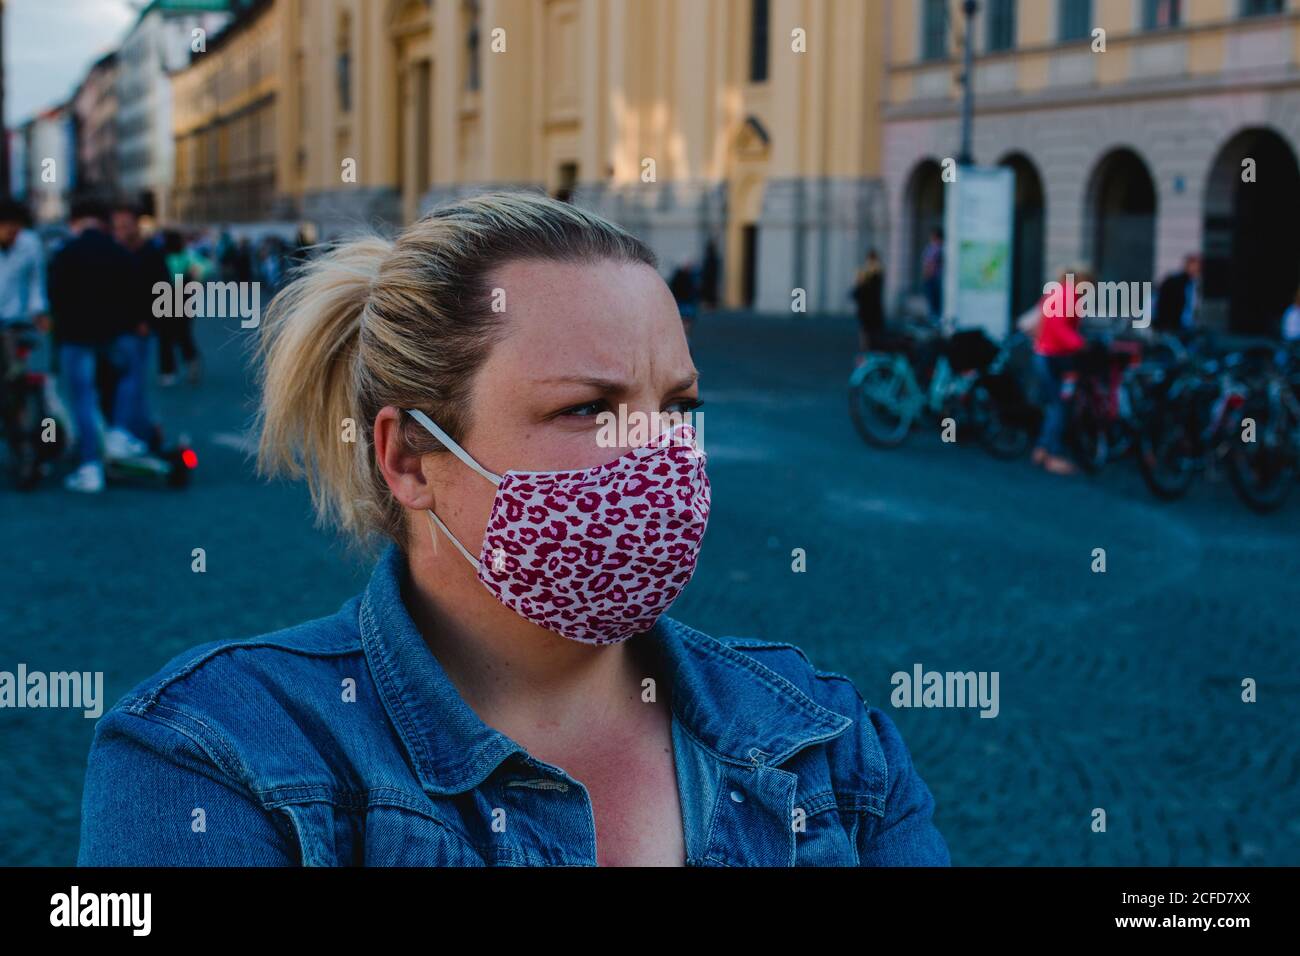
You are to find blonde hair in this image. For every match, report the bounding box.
[255,190,658,551]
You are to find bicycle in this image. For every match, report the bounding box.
[1224,343,1300,513]
[0,321,68,489]
[849,323,1030,455]
[1135,337,1260,504]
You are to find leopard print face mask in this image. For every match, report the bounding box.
[406,409,711,645]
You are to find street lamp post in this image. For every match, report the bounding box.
[957,0,978,166]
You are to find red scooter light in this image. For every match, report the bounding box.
[181,448,198,469]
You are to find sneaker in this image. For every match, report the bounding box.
[104,428,148,460]
[1043,454,1078,476]
[64,462,105,493]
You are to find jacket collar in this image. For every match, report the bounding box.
[359,544,852,796]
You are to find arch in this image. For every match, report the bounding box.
[724,115,771,308]
[1084,148,1157,285]
[1202,126,1300,335]
[998,151,1046,318]
[902,158,945,292]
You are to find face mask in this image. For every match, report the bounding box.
[406,409,711,646]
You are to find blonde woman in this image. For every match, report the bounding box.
[77,192,949,867]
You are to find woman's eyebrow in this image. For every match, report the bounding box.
[530,372,700,392]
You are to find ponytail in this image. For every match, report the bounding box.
[255,235,393,544]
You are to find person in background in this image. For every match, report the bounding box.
[1281,285,1300,343]
[111,202,169,446]
[256,235,288,298]
[699,238,720,312]
[158,230,206,385]
[1030,268,1088,477]
[1154,253,1201,336]
[852,249,885,365]
[46,198,145,492]
[920,228,944,325]
[0,198,49,339]
[0,200,51,454]
[669,259,700,337]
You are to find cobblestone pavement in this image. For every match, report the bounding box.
[2,310,1297,866]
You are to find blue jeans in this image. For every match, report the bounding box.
[60,334,152,465]
[1034,353,1072,457]
[923,276,943,322]
[108,333,154,442]
[59,344,102,466]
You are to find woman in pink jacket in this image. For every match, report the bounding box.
[1030,270,1088,476]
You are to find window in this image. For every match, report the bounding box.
[1058,0,1092,42]
[1142,0,1182,29]
[336,50,351,112]
[465,0,481,91]
[986,0,1016,52]
[749,0,770,83]
[336,14,352,113]
[1241,0,1284,15]
[921,0,948,61]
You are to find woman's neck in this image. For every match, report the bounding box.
[404,539,650,751]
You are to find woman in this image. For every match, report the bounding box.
[158,230,206,386]
[78,192,948,867]
[852,249,885,363]
[1030,268,1088,476]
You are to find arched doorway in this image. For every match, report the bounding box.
[903,159,945,294]
[725,116,770,309]
[1203,127,1300,335]
[1086,148,1156,284]
[999,153,1046,318]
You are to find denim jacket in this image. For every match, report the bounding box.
[78,545,950,866]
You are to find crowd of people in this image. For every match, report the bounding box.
[0,197,305,493]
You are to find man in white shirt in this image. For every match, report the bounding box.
[0,199,49,331]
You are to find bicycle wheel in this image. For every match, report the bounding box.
[970,383,1031,460]
[1067,395,1109,474]
[1226,406,1296,513]
[1136,405,1197,500]
[849,361,913,448]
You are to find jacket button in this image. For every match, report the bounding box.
[730,790,745,803]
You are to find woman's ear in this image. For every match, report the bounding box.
[374,406,437,510]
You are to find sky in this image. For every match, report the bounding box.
[5,0,138,126]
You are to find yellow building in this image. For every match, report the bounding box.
[172,0,294,224]
[885,0,1300,334]
[267,0,887,312]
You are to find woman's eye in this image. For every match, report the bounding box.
[559,400,607,417]
[666,397,703,414]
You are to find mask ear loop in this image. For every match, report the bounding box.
[405,408,503,486]
[424,508,479,569]
[406,408,502,571]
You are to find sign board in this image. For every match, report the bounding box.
[942,165,1015,339]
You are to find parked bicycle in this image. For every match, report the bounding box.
[1135,335,1276,507]
[0,321,68,489]
[849,323,1038,458]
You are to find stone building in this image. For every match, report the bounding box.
[884,0,1300,335]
